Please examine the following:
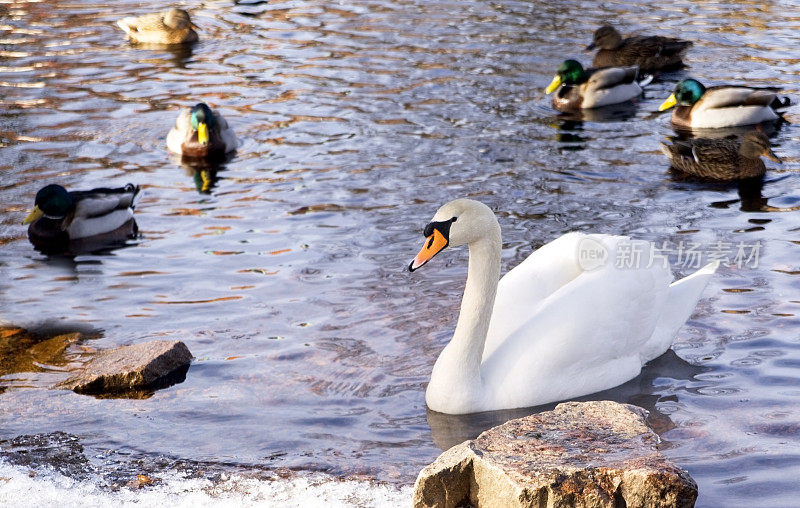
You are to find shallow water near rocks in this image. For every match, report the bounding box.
[1,0,800,506]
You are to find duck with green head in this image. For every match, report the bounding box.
[587,25,692,72]
[659,78,787,129]
[660,130,781,180]
[23,184,140,251]
[167,103,238,160]
[544,59,648,112]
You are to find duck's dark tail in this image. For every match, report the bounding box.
[770,95,791,112]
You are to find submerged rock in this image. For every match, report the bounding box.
[414,400,697,508]
[0,323,101,381]
[58,340,192,395]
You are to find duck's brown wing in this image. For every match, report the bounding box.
[697,86,778,111]
[70,184,141,218]
[624,36,692,57]
[586,66,638,90]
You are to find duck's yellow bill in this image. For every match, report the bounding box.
[545,75,562,94]
[658,93,677,112]
[23,205,43,225]
[201,170,213,192]
[764,147,782,163]
[198,122,209,144]
[409,228,448,271]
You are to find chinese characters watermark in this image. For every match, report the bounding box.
[578,238,761,271]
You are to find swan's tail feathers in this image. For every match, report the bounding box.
[641,261,718,363]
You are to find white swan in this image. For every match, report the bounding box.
[409,199,717,414]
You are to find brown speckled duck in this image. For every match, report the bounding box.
[587,25,692,72]
[117,8,198,45]
[660,131,781,180]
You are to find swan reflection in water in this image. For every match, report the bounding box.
[426,349,704,451]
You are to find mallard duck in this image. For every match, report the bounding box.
[660,131,781,180]
[659,79,788,129]
[117,8,198,45]
[23,184,140,249]
[409,199,717,414]
[587,25,692,72]
[166,103,238,159]
[544,60,649,111]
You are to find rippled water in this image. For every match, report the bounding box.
[1,0,800,505]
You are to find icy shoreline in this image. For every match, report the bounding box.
[0,460,412,507]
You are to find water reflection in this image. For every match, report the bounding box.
[551,119,586,150]
[549,101,639,150]
[1,0,800,503]
[556,101,640,124]
[0,322,101,380]
[130,43,196,69]
[180,156,234,194]
[671,119,785,140]
[28,219,139,257]
[427,350,704,451]
[702,176,800,213]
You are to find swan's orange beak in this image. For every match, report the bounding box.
[409,228,448,272]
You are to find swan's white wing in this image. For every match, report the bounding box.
[483,233,583,358]
[481,237,674,408]
[484,232,623,359]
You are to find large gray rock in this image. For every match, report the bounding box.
[414,401,697,508]
[58,340,192,394]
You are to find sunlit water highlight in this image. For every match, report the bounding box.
[1,0,800,506]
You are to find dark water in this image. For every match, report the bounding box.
[1,0,799,505]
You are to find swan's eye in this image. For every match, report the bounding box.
[451,216,457,223]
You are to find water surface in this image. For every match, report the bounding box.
[1,0,800,506]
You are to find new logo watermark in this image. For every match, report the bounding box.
[577,238,761,270]
[577,237,609,270]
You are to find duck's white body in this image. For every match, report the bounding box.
[581,82,642,108]
[67,209,135,239]
[67,187,140,239]
[413,200,717,415]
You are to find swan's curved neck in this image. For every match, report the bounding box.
[453,234,501,364]
[433,223,501,393]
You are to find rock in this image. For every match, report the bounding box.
[414,401,697,508]
[58,340,192,394]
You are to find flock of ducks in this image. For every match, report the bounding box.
[546,26,786,180]
[21,10,792,414]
